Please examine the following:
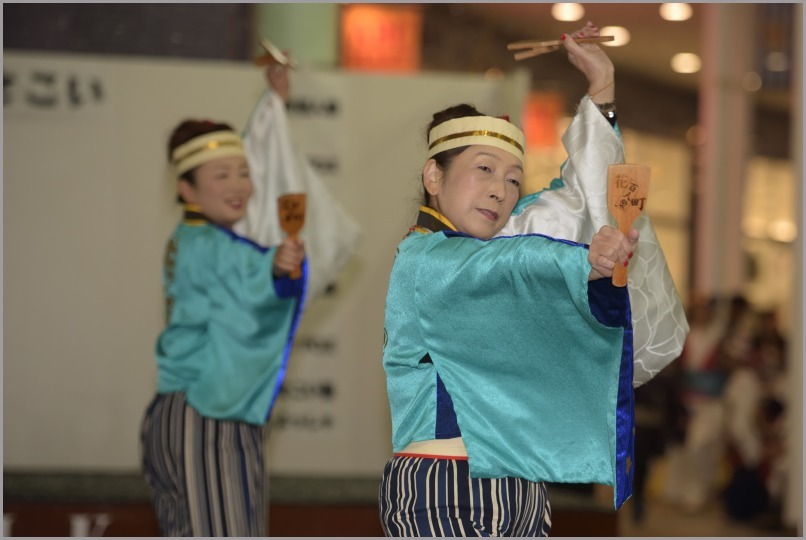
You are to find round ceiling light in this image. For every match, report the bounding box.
[742,72,763,92]
[551,3,585,22]
[671,52,701,74]
[660,3,693,22]
[599,26,630,47]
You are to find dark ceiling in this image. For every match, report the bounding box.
[460,3,794,112]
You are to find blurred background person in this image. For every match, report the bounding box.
[631,353,688,524]
[720,303,767,523]
[141,117,307,536]
[748,310,789,528]
[668,294,728,513]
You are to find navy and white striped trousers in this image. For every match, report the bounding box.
[140,392,267,536]
[379,456,552,537]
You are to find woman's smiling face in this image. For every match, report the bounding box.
[179,155,253,229]
[424,144,523,239]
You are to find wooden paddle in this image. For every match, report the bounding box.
[277,193,306,279]
[607,164,650,287]
[254,37,299,68]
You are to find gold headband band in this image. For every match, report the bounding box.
[172,130,247,176]
[427,116,525,162]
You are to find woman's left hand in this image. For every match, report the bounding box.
[588,225,639,280]
[265,57,290,103]
[563,21,615,103]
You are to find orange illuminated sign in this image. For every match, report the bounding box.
[340,4,422,72]
[523,92,565,148]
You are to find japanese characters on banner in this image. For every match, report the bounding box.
[3,51,529,476]
[4,63,105,112]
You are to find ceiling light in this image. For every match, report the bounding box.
[551,3,584,22]
[659,3,692,22]
[671,53,701,74]
[742,72,763,92]
[599,26,630,46]
[768,221,797,243]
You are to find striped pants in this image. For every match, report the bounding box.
[379,456,552,537]
[140,392,267,536]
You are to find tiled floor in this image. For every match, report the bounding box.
[613,453,798,538]
[617,497,795,537]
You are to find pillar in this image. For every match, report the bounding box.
[694,4,756,297]
[784,4,802,534]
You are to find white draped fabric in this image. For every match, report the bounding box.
[235,90,362,306]
[499,96,690,386]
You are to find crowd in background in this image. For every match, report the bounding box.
[630,293,789,530]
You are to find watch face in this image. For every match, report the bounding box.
[596,101,617,116]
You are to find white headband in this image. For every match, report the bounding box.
[172,130,246,176]
[427,116,525,163]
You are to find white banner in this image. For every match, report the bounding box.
[3,51,529,475]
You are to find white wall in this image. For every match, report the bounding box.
[2,51,529,474]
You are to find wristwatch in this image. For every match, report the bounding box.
[595,100,617,122]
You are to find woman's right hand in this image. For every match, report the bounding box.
[272,236,305,278]
[587,225,638,280]
[563,21,615,103]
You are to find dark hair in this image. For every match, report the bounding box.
[421,104,485,206]
[168,119,235,203]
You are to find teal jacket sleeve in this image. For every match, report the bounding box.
[403,231,633,508]
[158,225,306,425]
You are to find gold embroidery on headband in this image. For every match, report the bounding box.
[173,140,243,164]
[429,130,524,153]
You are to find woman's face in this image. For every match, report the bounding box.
[179,155,253,229]
[424,144,523,239]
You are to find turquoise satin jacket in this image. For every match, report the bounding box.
[383,207,635,509]
[155,206,306,425]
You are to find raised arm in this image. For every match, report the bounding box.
[499,22,689,386]
[265,61,290,104]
